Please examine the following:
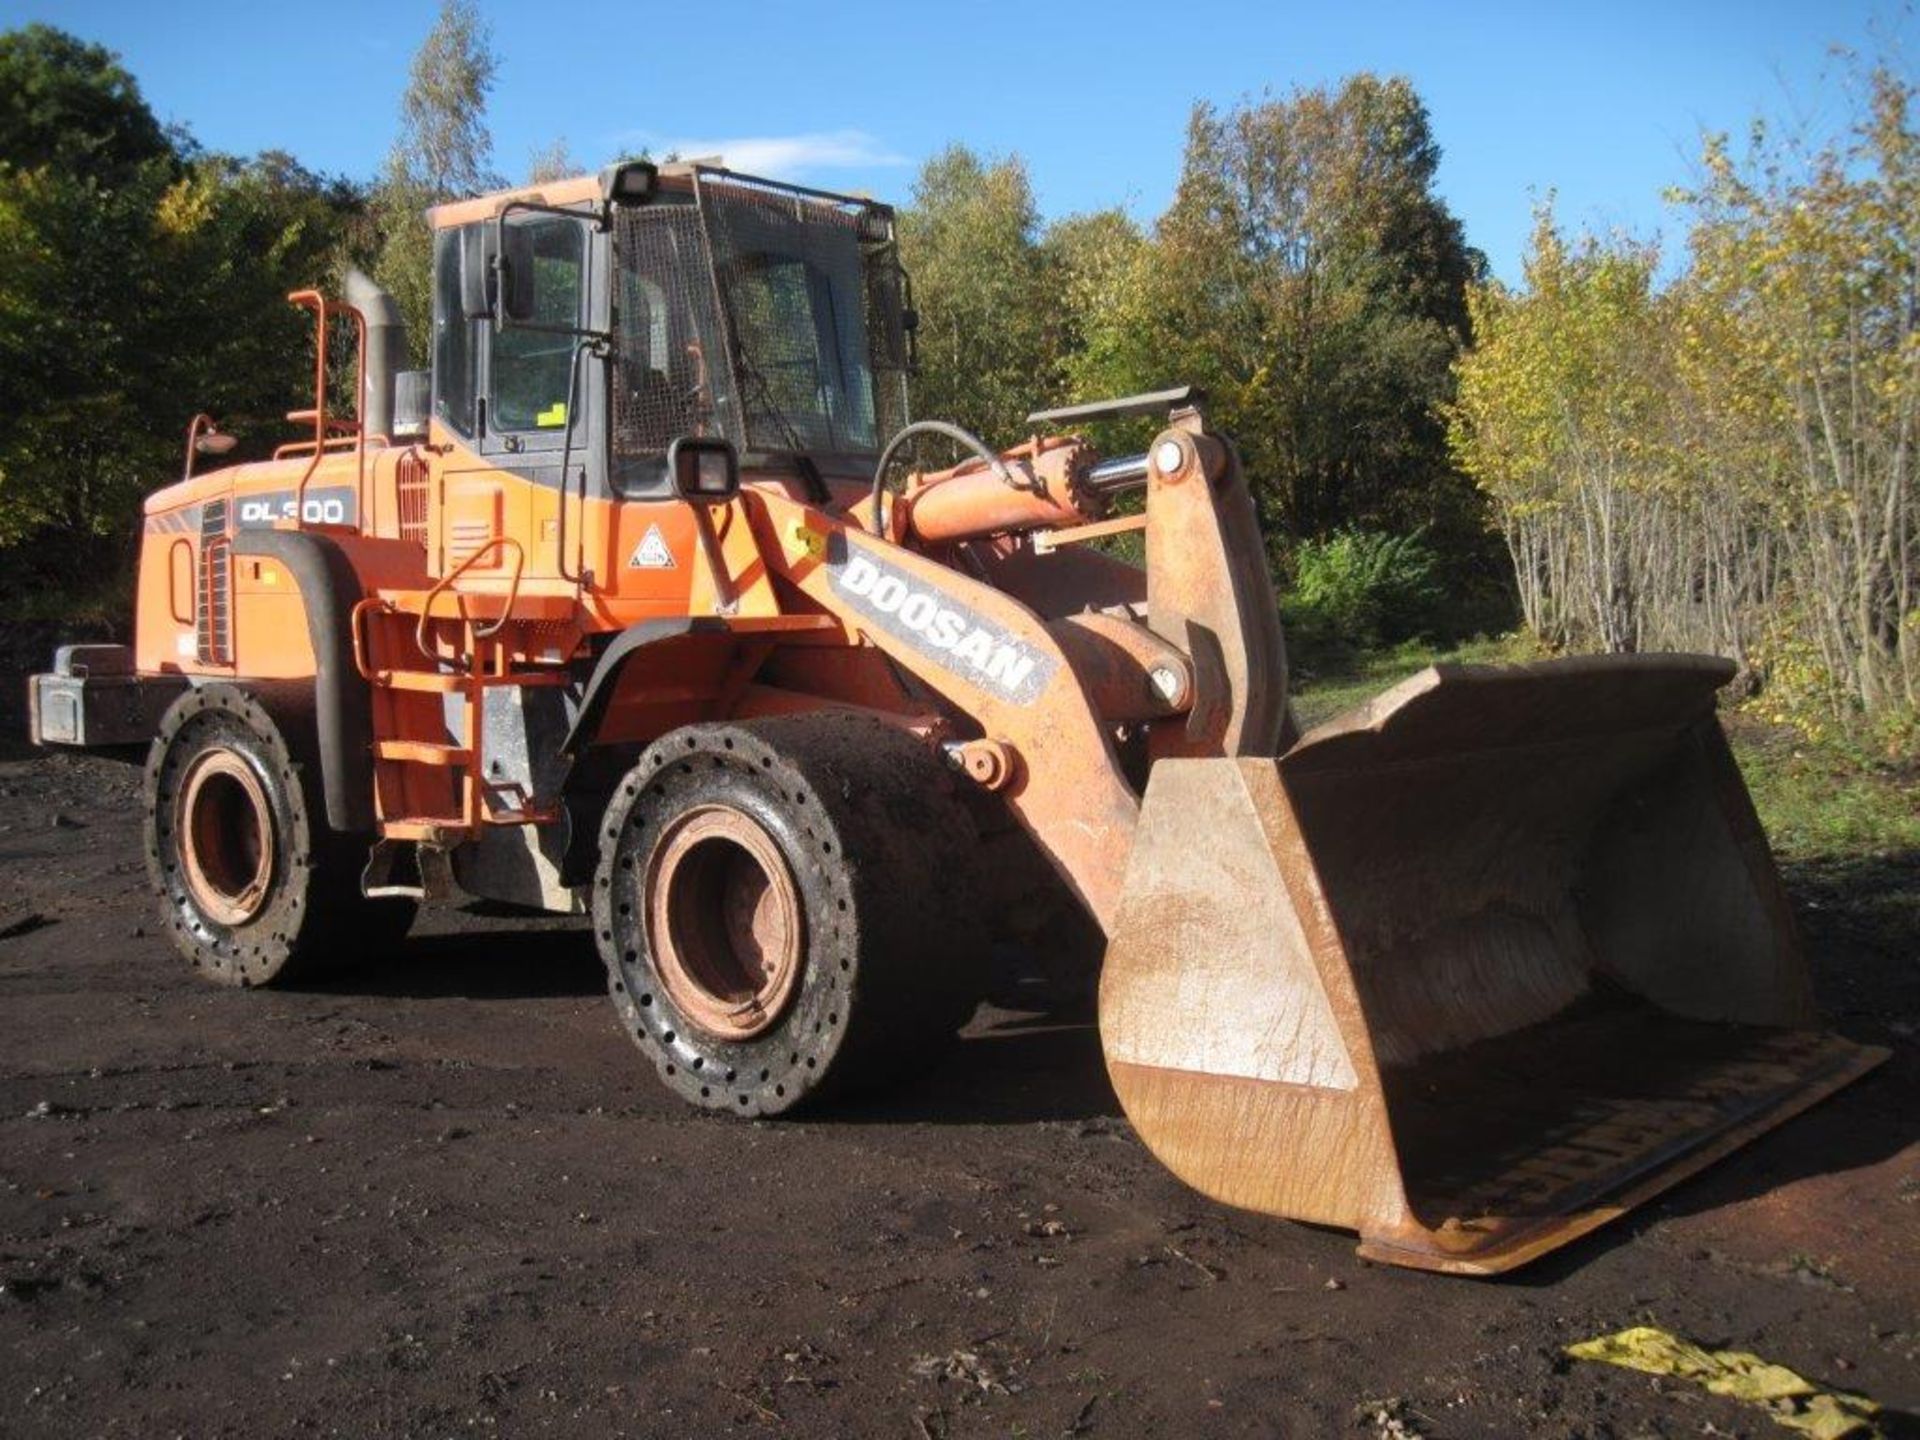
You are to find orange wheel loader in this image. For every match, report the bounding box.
[29,162,1885,1275]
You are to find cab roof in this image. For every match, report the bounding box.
[427,163,883,231]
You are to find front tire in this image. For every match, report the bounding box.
[593,714,985,1116]
[146,684,412,986]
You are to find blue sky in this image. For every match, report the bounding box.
[3,0,1905,282]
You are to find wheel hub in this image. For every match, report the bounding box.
[178,748,275,927]
[645,805,804,1041]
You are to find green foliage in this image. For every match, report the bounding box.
[892,79,1505,629]
[371,0,499,364]
[1282,527,1445,661]
[1724,717,1920,861]
[0,26,364,605]
[896,146,1054,446]
[0,25,171,181]
[1449,54,1920,737]
[1064,78,1487,542]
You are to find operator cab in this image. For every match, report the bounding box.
[425,163,914,509]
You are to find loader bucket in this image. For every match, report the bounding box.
[1099,655,1886,1275]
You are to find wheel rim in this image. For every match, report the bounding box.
[645,804,804,1041]
[178,748,275,927]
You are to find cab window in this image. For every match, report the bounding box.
[432,227,476,435]
[490,216,585,432]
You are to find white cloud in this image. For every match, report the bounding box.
[606,128,906,179]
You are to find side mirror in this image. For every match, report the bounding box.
[667,436,740,505]
[498,220,537,325]
[459,226,494,320]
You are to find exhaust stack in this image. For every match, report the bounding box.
[344,267,406,446]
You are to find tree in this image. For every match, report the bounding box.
[1067,77,1493,604]
[526,137,580,184]
[1449,59,1920,736]
[1039,207,1145,415]
[1448,213,1693,653]
[371,0,499,362]
[1678,69,1920,722]
[0,26,364,604]
[0,24,171,182]
[0,26,179,577]
[896,146,1054,445]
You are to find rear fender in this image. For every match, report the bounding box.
[229,529,374,833]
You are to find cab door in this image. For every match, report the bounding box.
[435,211,599,588]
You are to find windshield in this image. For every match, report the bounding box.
[610,174,909,475]
[704,185,877,454]
[611,203,733,463]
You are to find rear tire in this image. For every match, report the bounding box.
[592,714,985,1116]
[145,684,413,987]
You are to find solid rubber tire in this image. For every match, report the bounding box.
[145,684,413,987]
[592,713,986,1117]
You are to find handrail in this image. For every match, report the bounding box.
[273,433,390,462]
[285,290,368,531]
[414,536,526,661]
[167,538,195,625]
[552,337,600,589]
[349,597,390,683]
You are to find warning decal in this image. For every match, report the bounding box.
[627,524,676,570]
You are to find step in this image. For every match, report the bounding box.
[380,817,479,845]
[484,805,561,827]
[375,739,472,767]
[373,668,575,693]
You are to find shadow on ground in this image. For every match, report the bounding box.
[304,924,604,1001]
[300,921,1123,1127]
[294,847,1915,1239]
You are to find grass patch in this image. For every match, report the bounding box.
[1722,715,1920,862]
[1289,632,1546,730]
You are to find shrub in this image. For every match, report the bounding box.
[1282,527,1446,658]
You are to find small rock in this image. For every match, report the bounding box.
[1324,1277,1345,1291]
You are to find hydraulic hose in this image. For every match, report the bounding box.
[868,421,1020,536]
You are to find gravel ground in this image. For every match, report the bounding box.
[0,698,1914,1438]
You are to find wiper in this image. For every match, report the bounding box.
[732,341,807,454]
[747,447,831,505]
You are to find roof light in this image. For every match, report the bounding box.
[600,161,659,206]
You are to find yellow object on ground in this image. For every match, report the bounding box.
[1566,1326,1881,1438]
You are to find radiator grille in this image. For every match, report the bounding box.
[395,449,430,546]
[195,498,231,666]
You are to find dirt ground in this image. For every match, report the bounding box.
[0,671,1915,1436]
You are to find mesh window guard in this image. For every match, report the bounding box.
[611,205,734,458]
[611,174,912,468]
